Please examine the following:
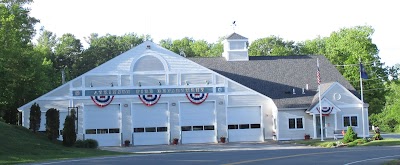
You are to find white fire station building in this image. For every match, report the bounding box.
[18,33,369,146]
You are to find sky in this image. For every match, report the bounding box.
[29,0,399,67]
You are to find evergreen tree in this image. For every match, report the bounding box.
[62,109,76,147]
[45,108,59,141]
[29,103,41,133]
[342,126,358,143]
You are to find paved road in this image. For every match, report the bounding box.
[31,146,400,165]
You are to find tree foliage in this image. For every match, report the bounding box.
[45,108,59,141]
[71,33,146,78]
[0,0,43,124]
[369,80,400,132]
[159,37,223,57]
[29,102,40,133]
[302,26,387,114]
[248,36,299,56]
[62,109,76,147]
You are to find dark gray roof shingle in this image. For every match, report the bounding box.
[226,33,248,40]
[189,55,356,109]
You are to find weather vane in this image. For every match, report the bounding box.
[232,21,236,32]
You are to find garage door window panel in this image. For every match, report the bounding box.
[86,129,96,134]
[134,128,145,133]
[157,127,167,132]
[228,125,239,129]
[204,125,215,130]
[181,126,192,131]
[109,128,120,133]
[145,127,156,132]
[250,124,261,129]
[239,124,250,129]
[193,126,204,131]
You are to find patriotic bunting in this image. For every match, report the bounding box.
[139,94,161,106]
[316,107,334,116]
[91,96,114,107]
[186,93,208,105]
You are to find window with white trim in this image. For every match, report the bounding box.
[343,116,358,127]
[288,117,303,129]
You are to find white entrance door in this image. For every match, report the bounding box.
[84,105,121,146]
[180,102,216,144]
[132,103,169,145]
[227,106,263,142]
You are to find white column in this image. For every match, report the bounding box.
[313,114,317,139]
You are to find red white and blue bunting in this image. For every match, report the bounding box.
[186,93,208,105]
[316,107,334,116]
[139,94,161,106]
[91,96,114,107]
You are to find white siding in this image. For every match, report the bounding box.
[85,75,119,87]
[169,74,178,85]
[121,75,131,86]
[72,77,82,88]
[181,73,212,85]
[215,75,225,84]
[133,55,165,72]
[228,81,248,92]
[227,51,248,61]
[46,85,70,97]
[132,74,166,86]
[228,95,264,106]
[325,85,361,105]
[278,110,313,140]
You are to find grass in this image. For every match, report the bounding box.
[0,121,128,165]
[290,138,400,148]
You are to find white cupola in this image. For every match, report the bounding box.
[222,33,249,61]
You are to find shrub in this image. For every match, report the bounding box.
[46,108,60,141]
[85,139,98,148]
[74,140,85,148]
[29,103,41,133]
[62,114,76,147]
[373,133,383,140]
[342,126,357,143]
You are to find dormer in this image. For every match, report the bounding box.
[222,33,249,61]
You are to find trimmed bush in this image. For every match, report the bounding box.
[29,103,41,133]
[74,140,85,148]
[74,139,98,148]
[342,126,357,143]
[62,114,76,147]
[85,139,98,148]
[46,108,60,141]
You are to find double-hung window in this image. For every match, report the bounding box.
[288,117,304,129]
[343,116,358,127]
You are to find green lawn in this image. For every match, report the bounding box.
[291,138,400,148]
[0,122,128,165]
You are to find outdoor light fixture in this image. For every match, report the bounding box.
[138,81,141,87]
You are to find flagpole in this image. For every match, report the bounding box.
[359,58,366,139]
[317,58,324,141]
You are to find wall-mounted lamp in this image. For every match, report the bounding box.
[206,80,209,85]
[185,81,189,85]
[138,81,141,87]
[159,81,162,86]
[111,82,114,87]
[90,82,93,87]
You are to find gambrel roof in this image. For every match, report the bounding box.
[189,55,357,108]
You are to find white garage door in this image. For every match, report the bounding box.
[84,105,121,146]
[132,103,169,146]
[180,102,216,144]
[227,106,263,142]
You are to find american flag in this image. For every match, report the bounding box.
[317,59,321,85]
